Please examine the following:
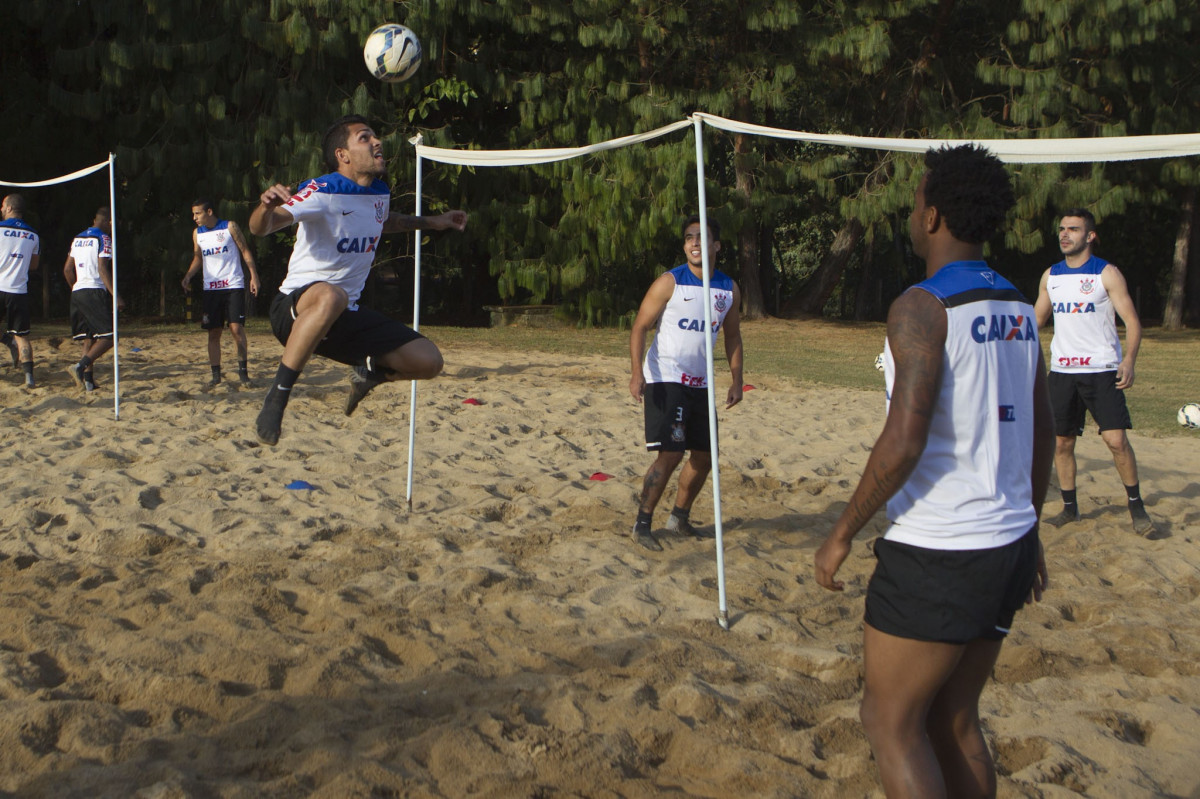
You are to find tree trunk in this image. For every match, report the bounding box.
[734,96,765,320]
[1163,185,1195,331]
[853,238,877,321]
[783,217,865,317]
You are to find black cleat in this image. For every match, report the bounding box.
[345,365,384,417]
[632,520,663,552]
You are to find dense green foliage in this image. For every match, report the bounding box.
[2,0,1197,326]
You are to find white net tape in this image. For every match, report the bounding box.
[0,160,110,188]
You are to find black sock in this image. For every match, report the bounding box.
[636,510,653,528]
[238,359,249,375]
[79,355,94,370]
[1061,489,1077,507]
[1125,483,1144,511]
[21,361,33,384]
[670,507,690,522]
[211,364,222,379]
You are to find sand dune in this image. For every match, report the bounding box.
[0,326,1197,797]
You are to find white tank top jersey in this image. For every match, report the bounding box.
[642,264,736,388]
[195,220,245,291]
[69,227,113,292]
[1045,255,1121,373]
[0,218,40,294]
[277,173,390,311]
[881,261,1040,551]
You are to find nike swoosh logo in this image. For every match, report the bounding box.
[683,297,695,302]
[342,211,354,216]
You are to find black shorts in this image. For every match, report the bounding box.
[201,288,246,330]
[643,382,714,452]
[268,286,424,367]
[1048,370,1132,435]
[69,288,114,339]
[1,291,31,336]
[864,528,1039,644]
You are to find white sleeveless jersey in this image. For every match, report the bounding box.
[277,173,390,311]
[883,261,1040,551]
[0,218,40,294]
[642,264,736,388]
[1045,255,1120,373]
[195,220,245,291]
[69,226,113,292]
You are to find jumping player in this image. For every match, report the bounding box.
[64,207,123,391]
[628,215,743,551]
[0,194,41,387]
[181,198,261,385]
[248,114,467,445]
[1034,209,1159,537]
[815,144,1054,798]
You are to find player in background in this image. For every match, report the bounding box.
[64,207,123,391]
[628,215,743,551]
[181,198,261,385]
[1034,209,1159,538]
[249,114,466,445]
[0,194,41,387]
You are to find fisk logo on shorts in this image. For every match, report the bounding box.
[970,314,1035,343]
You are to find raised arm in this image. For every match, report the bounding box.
[814,288,946,591]
[383,210,467,235]
[249,184,296,237]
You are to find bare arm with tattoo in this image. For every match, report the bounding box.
[814,287,946,591]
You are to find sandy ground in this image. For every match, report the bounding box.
[1,327,1198,798]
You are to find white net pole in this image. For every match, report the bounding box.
[108,154,121,420]
[405,142,424,510]
[692,117,729,630]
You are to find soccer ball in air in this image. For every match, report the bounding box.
[1178,402,1200,429]
[363,24,421,83]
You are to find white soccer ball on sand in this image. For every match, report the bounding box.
[363,24,422,83]
[1178,402,1200,429]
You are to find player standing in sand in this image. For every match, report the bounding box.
[628,215,743,551]
[181,198,261,386]
[815,144,1055,798]
[248,114,467,445]
[0,194,41,388]
[1033,209,1160,538]
[64,207,123,392]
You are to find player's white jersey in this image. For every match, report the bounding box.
[1045,255,1120,373]
[883,261,1041,551]
[642,264,736,388]
[277,173,390,311]
[0,218,40,294]
[69,226,113,292]
[195,220,245,291]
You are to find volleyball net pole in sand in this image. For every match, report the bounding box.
[409,117,1200,629]
[1,155,122,420]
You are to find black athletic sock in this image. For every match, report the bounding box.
[1125,483,1144,510]
[21,361,33,386]
[636,510,653,528]
[256,365,300,445]
[238,359,249,376]
[1061,488,1077,508]
[78,355,94,370]
[669,507,690,522]
[210,364,222,382]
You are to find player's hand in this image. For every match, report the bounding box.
[258,184,293,208]
[116,297,126,312]
[1115,359,1135,390]
[249,277,260,296]
[726,383,743,409]
[630,375,645,403]
[1027,536,1048,604]
[814,534,851,592]
[433,210,467,232]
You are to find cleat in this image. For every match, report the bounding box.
[345,365,384,417]
[67,363,86,389]
[1045,505,1079,528]
[665,513,707,539]
[631,520,663,552]
[1130,506,1164,539]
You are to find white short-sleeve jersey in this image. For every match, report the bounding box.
[277,173,390,311]
[0,218,40,294]
[69,227,113,292]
